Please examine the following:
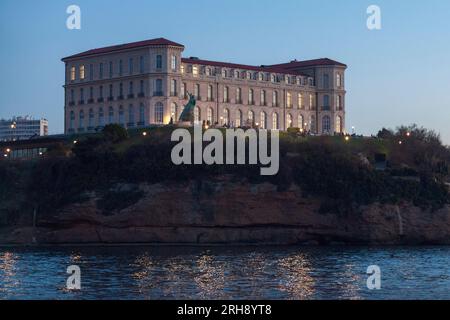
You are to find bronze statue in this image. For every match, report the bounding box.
[178,92,196,125]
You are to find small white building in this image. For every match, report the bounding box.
[0,116,49,141]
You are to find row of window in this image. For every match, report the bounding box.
[69,103,342,134]
[69,104,148,129]
[182,64,315,87]
[69,54,178,81]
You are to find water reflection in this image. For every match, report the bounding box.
[0,246,448,299]
[277,253,315,299]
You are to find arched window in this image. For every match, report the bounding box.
[272,112,278,130]
[108,106,114,124]
[310,115,316,133]
[98,107,104,127]
[194,106,201,124]
[170,103,178,122]
[69,111,75,129]
[128,105,134,126]
[223,108,230,126]
[88,108,94,128]
[298,114,305,129]
[286,114,293,128]
[335,116,342,133]
[260,111,267,129]
[155,102,164,124]
[139,103,145,125]
[118,106,125,125]
[79,110,84,128]
[207,107,213,125]
[235,109,242,127]
[322,115,331,133]
[298,93,303,109]
[248,110,254,126]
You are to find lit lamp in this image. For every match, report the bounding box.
[345,136,350,141]
[142,131,147,136]
[406,132,411,137]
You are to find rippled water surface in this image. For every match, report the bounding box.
[0,246,449,299]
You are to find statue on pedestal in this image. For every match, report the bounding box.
[178,92,196,126]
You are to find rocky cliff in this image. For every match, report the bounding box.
[1,177,449,245]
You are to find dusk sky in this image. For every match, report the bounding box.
[0,0,449,143]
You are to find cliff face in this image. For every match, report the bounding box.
[1,177,449,245]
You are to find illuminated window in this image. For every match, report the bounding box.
[79,65,85,80]
[336,74,341,87]
[336,116,342,133]
[222,69,227,78]
[260,90,266,106]
[248,110,254,125]
[286,114,293,128]
[207,107,213,124]
[181,65,185,74]
[235,109,242,127]
[207,85,213,101]
[223,86,229,102]
[258,73,264,81]
[171,55,177,71]
[194,106,201,124]
[260,111,267,129]
[70,66,76,81]
[287,92,292,108]
[309,94,314,110]
[223,108,229,126]
[171,102,178,121]
[272,113,278,130]
[298,114,305,129]
[298,93,303,109]
[192,66,198,77]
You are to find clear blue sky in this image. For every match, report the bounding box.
[1,0,449,143]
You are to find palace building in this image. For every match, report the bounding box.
[62,37,346,134]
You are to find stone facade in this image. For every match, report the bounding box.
[62,38,346,134]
